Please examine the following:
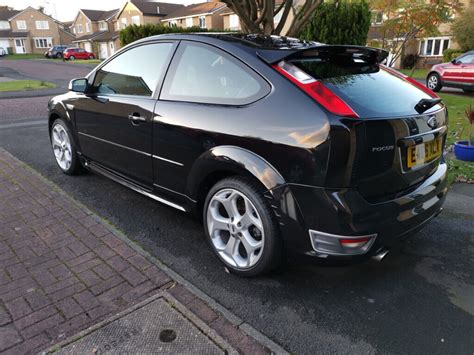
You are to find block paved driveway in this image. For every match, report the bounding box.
[0,149,272,354]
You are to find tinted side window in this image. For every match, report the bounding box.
[161,42,270,105]
[458,54,474,64]
[92,42,173,97]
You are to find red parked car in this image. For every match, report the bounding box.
[426,51,474,93]
[63,47,95,61]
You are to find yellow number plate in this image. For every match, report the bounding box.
[407,138,442,169]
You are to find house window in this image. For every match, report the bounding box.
[34,37,52,48]
[199,16,206,29]
[371,11,383,25]
[17,20,27,30]
[86,22,91,33]
[132,16,140,25]
[77,24,83,33]
[0,21,9,29]
[419,37,450,57]
[156,6,160,14]
[35,21,49,30]
[121,18,128,29]
[185,17,193,28]
[169,20,177,27]
[99,21,107,31]
[229,14,239,29]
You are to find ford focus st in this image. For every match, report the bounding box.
[48,34,448,276]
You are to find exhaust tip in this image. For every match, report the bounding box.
[372,248,389,262]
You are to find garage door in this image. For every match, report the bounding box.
[0,39,9,51]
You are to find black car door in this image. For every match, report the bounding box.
[73,41,177,188]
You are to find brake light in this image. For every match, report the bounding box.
[272,61,359,118]
[381,65,438,98]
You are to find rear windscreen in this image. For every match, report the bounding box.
[291,56,435,118]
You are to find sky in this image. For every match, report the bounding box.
[1,0,195,21]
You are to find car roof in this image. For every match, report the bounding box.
[133,33,387,64]
[141,33,318,50]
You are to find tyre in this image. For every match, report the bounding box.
[426,73,442,92]
[69,55,75,61]
[203,176,282,276]
[50,119,84,175]
[89,55,94,60]
[56,53,62,59]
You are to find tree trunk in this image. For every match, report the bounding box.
[222,0,323,36]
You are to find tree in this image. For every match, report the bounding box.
[301,1,371,45]
[221,0,324,37]
[369,0,463,67]
[452,7,474,51]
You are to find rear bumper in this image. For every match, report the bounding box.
[278,162,448,259]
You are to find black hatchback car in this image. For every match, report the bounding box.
[48,34,448,276]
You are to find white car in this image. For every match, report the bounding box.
[0,47,7,57]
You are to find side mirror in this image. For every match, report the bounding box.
[69,78,89,93]
[451,59,459,65]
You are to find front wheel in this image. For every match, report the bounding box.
[50,119,84,175]
[203,177,282,277]
[69,55,75,61]
[426,73,442,92]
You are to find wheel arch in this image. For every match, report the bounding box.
[188,145,286,211]
[48,103,80,151]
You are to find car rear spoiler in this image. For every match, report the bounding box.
[257,45,389,65]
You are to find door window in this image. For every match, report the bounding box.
[161,42,270,105]
[92,42,174,97]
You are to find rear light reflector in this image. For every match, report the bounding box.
[340,237,372,249]
[273,61,359,118]
[381,65,439,98]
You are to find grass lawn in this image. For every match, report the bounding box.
[398,68,429,80]
[68,59,102,65]
[1,53,45,60]
[439,93,474,184]
[0,80,55,92]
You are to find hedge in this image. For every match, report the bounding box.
[442,48,465,62]
[120,24,217,46]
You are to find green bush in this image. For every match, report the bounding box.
[120,24,214,46]
[443,49,464,62]
[300,1,371,45]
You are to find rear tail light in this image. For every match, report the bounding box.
[272,61,359,118]
[381,65,439,98]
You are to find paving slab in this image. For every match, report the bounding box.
[50,293,231,354]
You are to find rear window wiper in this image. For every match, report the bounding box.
[415,98,442,114]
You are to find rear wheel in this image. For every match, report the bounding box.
[89,55,94,60]
[426,73,442,92]
[56,53,62,58]
[69,55,75,61]
[50,119,84,175]
[203,177,282,277]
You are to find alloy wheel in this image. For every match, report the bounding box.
[51,123,72,171]
[206,188,265,269]
[427,75,438,90]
